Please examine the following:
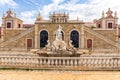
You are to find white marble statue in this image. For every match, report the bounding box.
[51,25,66,52]
[69,40,74,48]
[45,40,50,50]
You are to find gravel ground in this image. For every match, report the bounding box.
[0,70,120,80]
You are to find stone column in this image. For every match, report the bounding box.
[35,24,38,49]
[67,59,69,66]
[70,59,73,66]
[63,59,65,65]
[116,25,120,54]
[0,27,4,50]
[47,59,50,66]
[87,59,90,67]
[95,59,98,67]
[55,59,57,66]
[50,59,52,65]
[118,60,120,67]
[106,59,109,67]
[39,59,42,65]
[74,59,77,66]
[51,59,54,66]
[59,59,61,65]
[81,25,85,49]
[114,59,117,67]
[78,59,81,66]
[116,25,119,45]
[44,59,46,65]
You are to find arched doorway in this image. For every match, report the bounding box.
[40,30,48,48]
[70,30,79,48]
[87,39,92,49]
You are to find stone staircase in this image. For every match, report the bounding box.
[0,27,34,47]
[84,26,119,48]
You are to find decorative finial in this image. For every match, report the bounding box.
[6,8,13,18]
[7,8,12,16]
[36,11,42,21]
[2,12,5,18]
[102,11,104,18]
[114,11,117,18]
[14,12,16,18]
[106,8,113,18]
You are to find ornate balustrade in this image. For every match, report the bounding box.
[92,48,118,53]
[0,56,120,70]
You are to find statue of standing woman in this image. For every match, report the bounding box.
[51,25,66,52]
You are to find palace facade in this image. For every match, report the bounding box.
[0,8,120,53]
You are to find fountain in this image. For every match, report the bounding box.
[36,25,82,57]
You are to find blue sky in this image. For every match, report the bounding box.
[0,0,120,24]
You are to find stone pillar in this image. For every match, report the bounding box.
[114,59,117,67]
[43,59,46,65]
[74,59,77,66]
[70,59,73,66]
[67,59,69,66]
[81,25,85,49]
[87,59,90,67]
[55,59,57,66]
[108,59,110,67]
[118,60,120,67]
[33,59,36,66]
[78,59,81,66]
[50,59,52,65]
[47,59,50,66]
[59,59,61,65]
[35,24,38,49]
[116,25,119,54]
[0,27,4,50]
[98,59,101,67]
[39,59,42,65]
[63,59,65,65]
[117,59,119,67]
[1,27,4,41]
[51,59,54,66]
[116,25,119,45]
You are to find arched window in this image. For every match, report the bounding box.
[98,24,101,28]
[40,30,48,48]
[7,22,11,28]
[70,30,79,48]
[87,39,92,49]
[108,23,112,28]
